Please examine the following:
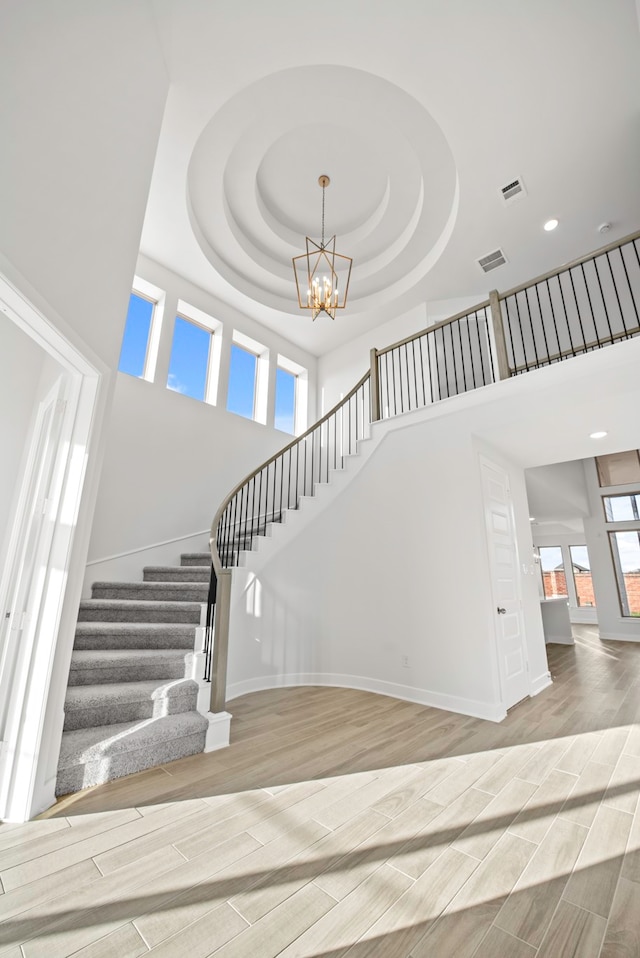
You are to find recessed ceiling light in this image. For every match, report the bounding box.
[544,219,559,231]
[529,517,536,522]
[590,431,608,439]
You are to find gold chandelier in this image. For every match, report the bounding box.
[292,175,352,320]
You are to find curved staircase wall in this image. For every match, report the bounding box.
[224,408,518,721]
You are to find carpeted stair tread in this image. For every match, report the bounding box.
[56,712,208,795]
[67,649,195,685]
[143,565,211,582]
[77,599,202,624]
[73,621,197,650]
[181,553,212,566]
[91,581,209,602]
[63,679,199,730]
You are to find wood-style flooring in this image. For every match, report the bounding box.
[2,625,640,957]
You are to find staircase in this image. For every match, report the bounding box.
[56,553,212,796]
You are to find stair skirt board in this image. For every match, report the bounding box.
[56,552,216,797]
[56,712,209,796]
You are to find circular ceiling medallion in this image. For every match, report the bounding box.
[187,65,458,317]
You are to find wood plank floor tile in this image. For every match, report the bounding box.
[199,883,335,958]
[592,726,632,766]
[11,845,187,958]
[129,831,269,947]
[603,752,640,815]
[516,738,573,786]
[452,778,537,860]
[313,800,443,900]
[624,722,640,758]
[230,812,388,926]
[0,819,70,854]
[341,847,479,958]
[559,760,615,829]
[277,864,412,957]
[409,832,537,958]
[0,807,140,877]
[555,732,603,776]
[508,768,579,845]
[0,859,101,924]
[494,816,588,947]
[621,800,640,885]
[536,899,607,958]
[470,925,536,958]
[562,803,633,918]
[388,788,493,881]
[140,901,247,957]
[472,744,538,795]
[599,876,640,957]
[69,921,149,958]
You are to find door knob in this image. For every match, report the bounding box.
[497,607,506,614]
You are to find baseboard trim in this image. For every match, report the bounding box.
[599,632,640,643]
[227,672,506,723]
[530,671,553,696]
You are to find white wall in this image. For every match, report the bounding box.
[583,457,640,641]
[224,401,548,722]
[86,373,299,583]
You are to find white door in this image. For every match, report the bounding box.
[480,457,529,710]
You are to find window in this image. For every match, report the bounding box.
[609,531,640,617]
[569,545,596,608]
[598,448,640,617]
[275,366,296,434]
[227,343,258,420]
[167,316,212,401]
[539,546,568,598]
[275,354,308,435]
[596,450,640,487]
[118,292,155,378]
[603,494,640,522]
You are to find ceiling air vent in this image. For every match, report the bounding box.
[500,177,527,204]
[477,248,508,273]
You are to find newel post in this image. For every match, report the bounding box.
[209,569,232,713]
[370,347,381,422]
[489,290,511,381]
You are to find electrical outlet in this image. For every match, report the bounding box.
[401,655,410,668]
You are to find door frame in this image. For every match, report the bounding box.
[0,269,103,821]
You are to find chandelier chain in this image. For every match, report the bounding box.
[321,184,325,247]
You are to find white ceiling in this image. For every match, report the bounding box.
[142,0,640,357]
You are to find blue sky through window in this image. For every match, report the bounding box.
[167,317,211,400]
[118,293,154,377]
[275,367,296,433]
[227,344,257,419]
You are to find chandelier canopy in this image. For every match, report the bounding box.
[292,175,352,320]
